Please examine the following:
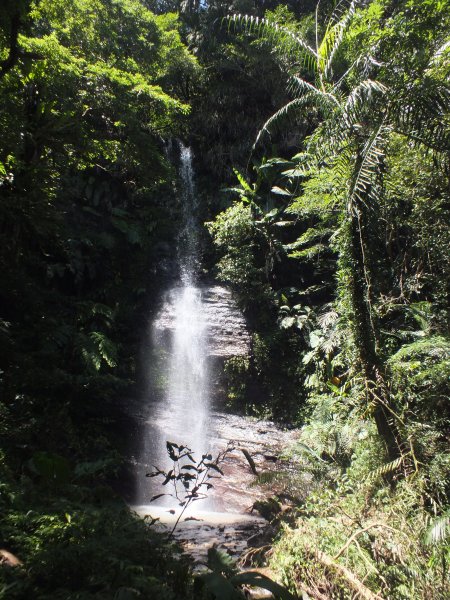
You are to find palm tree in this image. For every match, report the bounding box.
[230,1,406,462]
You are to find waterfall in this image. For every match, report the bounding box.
[140,143,211,508]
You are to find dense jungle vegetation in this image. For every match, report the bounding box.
[0,0,449,598]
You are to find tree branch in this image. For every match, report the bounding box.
[0,13,21,80]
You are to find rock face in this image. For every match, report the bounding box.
[154,284,250,359]
[203,285,250,358]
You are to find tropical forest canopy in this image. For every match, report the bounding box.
[0,1,449,598]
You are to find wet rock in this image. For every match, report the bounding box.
[247,524,279,548]
[154,285,250,358]
[0,549,22,567]
[247,588,274,599]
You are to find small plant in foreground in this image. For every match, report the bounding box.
[147,441,233,536]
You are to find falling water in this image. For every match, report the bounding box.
[140,143,211,508]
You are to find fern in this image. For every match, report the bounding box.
[388,336,450,365]
[89,332,118,368]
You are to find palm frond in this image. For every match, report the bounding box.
[348,122,390,210]
[327,0,359,26]
[319,0,358,78]
[429,38,450,66]
[390,82,450,152]
[253,98,309,147]
[289,76,340,114]
[342,79,387,127]
[425,512,450,545]
[366,455,407,481]
[228,14,317,72]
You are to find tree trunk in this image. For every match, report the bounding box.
[348,207,401,462]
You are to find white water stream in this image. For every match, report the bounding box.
[139,143,212,509]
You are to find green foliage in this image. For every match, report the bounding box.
[425,512,450,545]
[223,356,250,409]
[1,0,450,598]
[0,483,193,599]
[207,201,273,308]
[212,3,450,599]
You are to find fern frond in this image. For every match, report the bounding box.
[318,307,339,330]
[388,336,450,365]
[89,331,118,368]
